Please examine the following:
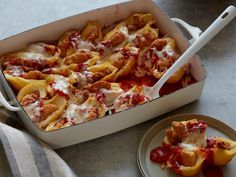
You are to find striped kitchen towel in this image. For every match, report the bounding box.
[0,111,77,177]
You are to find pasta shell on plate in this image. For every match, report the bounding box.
[150,119,236,176]
[150,119,208,177]
[206,137,236,166]
[45,95,106,131]
[178,150,206,177]
[164,119,207,146]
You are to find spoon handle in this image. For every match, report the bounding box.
[150,5,236,98]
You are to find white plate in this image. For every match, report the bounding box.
[137,113,236,177]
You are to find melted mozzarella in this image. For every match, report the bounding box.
[63,97,105,124]
[71,34,95,50]
[152,47,164,59]
[51,76,69,95]
[128,33,137,43]
[96,43,112,57]
[63,103,88,123]
[163,45,175,56]
[99,84,124,106]
[180,143,197,151]
[6,66,25,77]
[151,44,175,59]
[119,26,129,38]
[96,43,106,51]
[79,40,94,50]
[130,47,139,55]
[180,130,206,150]
[23,101,41,121]
[22,43,55,61]
[114,90,133,112]
[77,71,94,87]
[19,52,43,62]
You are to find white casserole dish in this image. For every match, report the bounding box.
[0,0,206,149]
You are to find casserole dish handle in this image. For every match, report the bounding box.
[0,91,20,111]
[171,18,202,43]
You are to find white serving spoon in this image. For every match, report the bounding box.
[144,5,236,100]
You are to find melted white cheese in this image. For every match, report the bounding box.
[130,47,139,55]
[23,100,41,121]
[96,43,112,57]
[19,52,43,62]
[70,34,95,50]
[63,103,87,123]
[22,43,54,61]
[152,47,164,59]
[77,71,94,87]
[119,26,129,38]
[63,97,105,124]
[99,85,124,106]
[163,45,175,56]
[151,44,175,59]
[51,76,69,95]
[128,33,137,43]
[78,40,95,50]
[114,90,133,112]
[180,143,197,151]
[180,130,206,150]
[6,66,25,77]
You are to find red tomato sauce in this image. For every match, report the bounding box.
[186,120,208,132]
[150,143,182,175]
[117,74,196,96]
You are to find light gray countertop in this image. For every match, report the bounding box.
[0,0,236,177]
